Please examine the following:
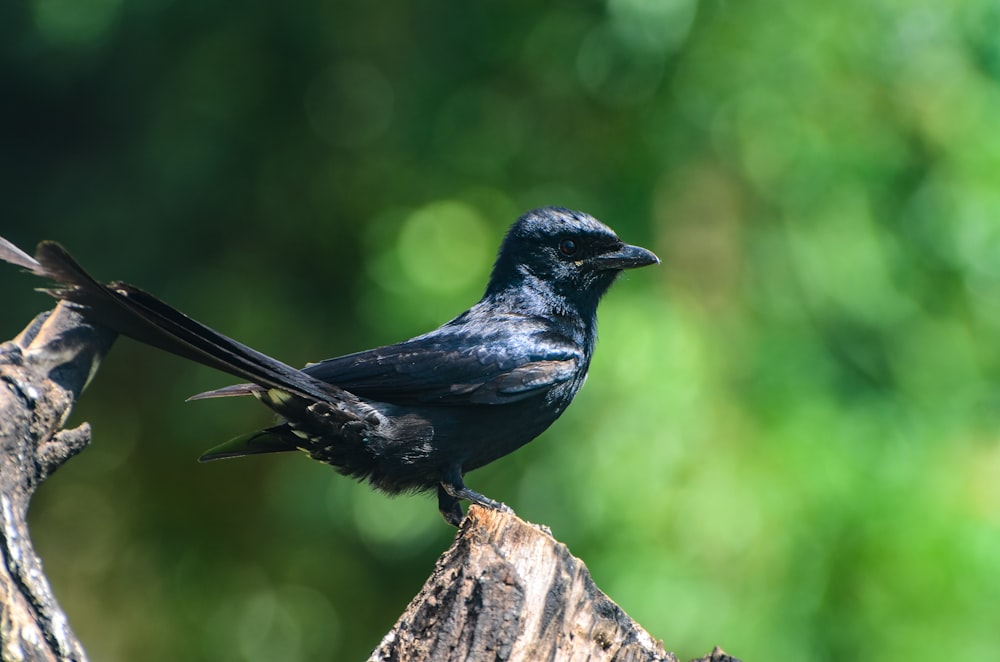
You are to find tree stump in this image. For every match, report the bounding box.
[368,507,740,662]
[368,505,674,662]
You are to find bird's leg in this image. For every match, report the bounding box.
[437,484,465,527]
[440,469,514,519]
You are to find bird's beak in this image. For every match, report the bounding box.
[591,243,660,270]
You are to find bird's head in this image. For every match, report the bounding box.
[485,207,659,317]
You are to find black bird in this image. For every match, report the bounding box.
[0,207,658,525]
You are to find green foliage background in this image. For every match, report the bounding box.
[3,1,1000,660]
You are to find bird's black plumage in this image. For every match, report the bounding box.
[0,207,658,525]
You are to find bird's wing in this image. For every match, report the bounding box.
[299,331,583,406]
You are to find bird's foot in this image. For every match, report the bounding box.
[438,474,515,526]
[441,481,513,513]
[459,489,513,515]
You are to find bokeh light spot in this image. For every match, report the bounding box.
[607,0,697,55]
[576,24,666,106]
[32,0,122,48]
[223,585,339,662]
[351,488,439,559]
[396,201,491,294]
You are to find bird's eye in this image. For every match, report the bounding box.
[559,239,578,256]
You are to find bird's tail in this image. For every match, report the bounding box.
[1,237,337,405]
[198,426,303,461]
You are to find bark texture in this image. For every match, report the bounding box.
[368,506,739,662]
[0,304,116,662]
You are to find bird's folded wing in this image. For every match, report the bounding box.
[300,333,583,406]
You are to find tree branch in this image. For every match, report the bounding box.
[0,303,116,662]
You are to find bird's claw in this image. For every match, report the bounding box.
[489,500,514,514]
[439,480,515,523]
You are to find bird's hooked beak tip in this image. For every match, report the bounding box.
[642,247,661,267]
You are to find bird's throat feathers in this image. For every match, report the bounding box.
[482,271,601,353]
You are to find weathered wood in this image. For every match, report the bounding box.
[368,506,734,662]
[691,647,741,662]
[0,303,116,662]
